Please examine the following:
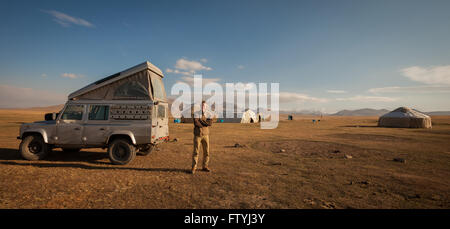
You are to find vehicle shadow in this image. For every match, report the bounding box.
[0,161,191,173]
[47,150,110,165]
[0,148,22,160]
[340,125,379,128]
[0,148,190,174]
[0,147,108,164]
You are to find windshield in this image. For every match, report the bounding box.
[150,75,167,101]
[61,105,85,120]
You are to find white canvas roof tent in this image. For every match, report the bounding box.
[68,61,166,101]
[378,107,432,128]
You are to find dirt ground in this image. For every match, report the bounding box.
[0,109,449,209]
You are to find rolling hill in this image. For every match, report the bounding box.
[331,108,390,116]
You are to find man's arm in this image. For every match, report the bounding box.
[198,118,212,127]
[193,118,204,128]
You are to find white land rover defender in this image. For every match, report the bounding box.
[17,61,169,165]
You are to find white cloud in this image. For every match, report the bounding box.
[175,58,212,72]
[326,90,347,94]
[166,58,212,76]
[165,68,192,76]
[43,10,94,28]
[237,65,245,70]
[401,65,450,85]
[165,58,213,77]
[335,95,398,102]
[61,73,84,79]
[279,92,328,103]
[177,76,221,86]
[369,85,450,94]
[0,84,66,108]
[41,73,47,78]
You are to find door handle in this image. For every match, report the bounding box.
[99,128,105,131]
[74,127,80,130]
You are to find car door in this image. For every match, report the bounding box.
[83,104,110,146]
[155,103,169,141]
[56,104,85,146]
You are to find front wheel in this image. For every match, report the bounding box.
[108,139,136,165]
[19,135,50,160]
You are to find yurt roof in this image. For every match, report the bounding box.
[381,107,430,118]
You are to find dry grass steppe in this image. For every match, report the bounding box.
[0,109,449,209]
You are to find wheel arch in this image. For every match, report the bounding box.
[21,130,48,143]
[107,132,136,145]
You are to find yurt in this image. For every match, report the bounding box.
[378,107,432,128]
[241,109,258,123]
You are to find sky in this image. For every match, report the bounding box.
[1,0,450,113]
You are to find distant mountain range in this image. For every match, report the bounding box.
[423,111,450,116]
[0,104,64,112]
[3,104,450,116]
[331,108,390,116]
[330,108,450,116]
[280,110,325,116]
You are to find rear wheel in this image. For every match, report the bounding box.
[137,144,153,156]
[19,135,49,160]
[108,139,136,165]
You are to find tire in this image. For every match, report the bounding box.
[137,144,153,156]
[62,148,81,153]
[19,135,49,161]
[108,138,136,165]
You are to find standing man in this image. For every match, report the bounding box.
[191,101,212,174]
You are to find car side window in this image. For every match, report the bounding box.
[89,105,110,120]
[61,105,85,120]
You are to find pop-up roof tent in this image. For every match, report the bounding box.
[68,61,166,101]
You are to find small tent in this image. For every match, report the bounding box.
[256,113,263,122]
[241,109,258,123]
[378,107,432,128]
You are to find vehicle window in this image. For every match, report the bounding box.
[151,75,167,100]
[158,105,166,118]
[61,105,84,120]
[89,105,109,120]
[113,81,149,100]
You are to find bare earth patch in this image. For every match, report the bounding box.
[0,110,449,208]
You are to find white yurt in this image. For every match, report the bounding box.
[378,107,432,128]
[241,109,258,123]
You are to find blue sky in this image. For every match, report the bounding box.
[1,0,450,112]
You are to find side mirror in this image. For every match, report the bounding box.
[45,112,59,121]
